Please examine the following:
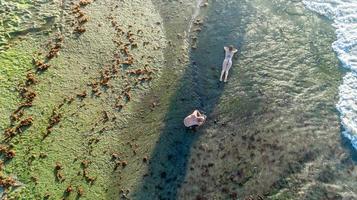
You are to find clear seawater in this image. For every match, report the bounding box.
[304,0,357,151]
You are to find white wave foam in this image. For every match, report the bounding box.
[303,0,357,148]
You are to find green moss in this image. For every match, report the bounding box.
[0,47,34,130]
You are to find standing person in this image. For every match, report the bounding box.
[220,45,238,82]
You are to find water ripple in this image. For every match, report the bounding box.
[303,0,357,149]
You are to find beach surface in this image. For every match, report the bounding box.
[0,0,357,199]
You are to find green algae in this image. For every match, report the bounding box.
[0,45,35,131]
[0,0,60,53]
[1,0,170,199]
[0,0,31,51]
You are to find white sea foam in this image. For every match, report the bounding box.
[303,0,357,148]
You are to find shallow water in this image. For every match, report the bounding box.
[303,0,357,151]
[0,0,357,199]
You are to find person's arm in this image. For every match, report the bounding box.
[193,110,199,116]
[224,46,228,51]
[233,48,238,53]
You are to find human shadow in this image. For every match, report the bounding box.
[132,1,249,199]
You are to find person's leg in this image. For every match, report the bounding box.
[220,70,225,82]
[224,60,232,82]
[220,59,228,81]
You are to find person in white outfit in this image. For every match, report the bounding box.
[220,45,238,82]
